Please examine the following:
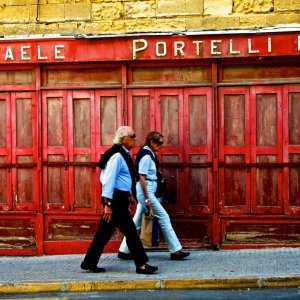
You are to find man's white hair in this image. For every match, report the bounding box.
[113,126,132,144]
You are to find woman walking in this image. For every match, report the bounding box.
[118,131,190,260]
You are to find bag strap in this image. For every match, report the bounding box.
[135,148,160,182]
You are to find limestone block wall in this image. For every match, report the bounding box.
[0,0,299,36]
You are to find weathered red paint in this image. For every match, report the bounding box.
[0,32,299,64]
[0,33,300,255]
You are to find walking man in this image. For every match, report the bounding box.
[81,126,158,274]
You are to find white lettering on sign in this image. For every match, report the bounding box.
[0,35,299,63]
[248,38,259,54]
[132,39,148,59]
[5,46,14,61]
[211,40,222,55]
[192,41,203,56]
[131,36,285,59]
[2,44,65,62]
[21,46,31,60]
[229,39,240,55]
[55,45,65,59]
[174,41,185,56]
[38,45,48,60]
[268,37,272,53]
[156,42,167,57]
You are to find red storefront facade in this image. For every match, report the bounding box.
[1,31,300,255]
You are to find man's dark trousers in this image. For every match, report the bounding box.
[82,189,148,268]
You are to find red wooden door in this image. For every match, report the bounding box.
[128,88,155,147]
[42,89,123,253]
[11,92,39,211]
[43,90,99,212]
[183,87,213,215]
[0,92,12,211]
[219,87,251,214]
[155,88,185,213]
[67,90,96,212]
[95,89,123,211]
[219,86,283,214]
[128,87,213,215]
[0,91,40,255]
[250,86,283,214]
[283,85,300,214]
[42,90,69,211]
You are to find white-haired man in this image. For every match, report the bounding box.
[81,126,158,274]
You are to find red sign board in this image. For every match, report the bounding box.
[0,32,299,63]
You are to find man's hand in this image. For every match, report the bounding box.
[103,205,113,223]
[129,195,137,212]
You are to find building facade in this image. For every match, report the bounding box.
[1,1,300,255]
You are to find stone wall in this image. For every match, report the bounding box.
[0,0,299,36]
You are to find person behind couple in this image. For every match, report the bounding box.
[118,131,190,260]
[81,126,158,274]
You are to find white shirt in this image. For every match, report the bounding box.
[138,146,157,181]
[100,147,132,199]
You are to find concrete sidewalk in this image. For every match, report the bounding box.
[1,248,300,294]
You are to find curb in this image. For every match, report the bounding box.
[1,276,300,294]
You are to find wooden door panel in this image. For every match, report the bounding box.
[288,93,300,145]
[95,90,122,149]
[189,155,208,206]
[47,155,65,206]
[188,95,207,146]
[224,95,245,146]
[0,93,12,211]
[127,89,155,149]
[128,88,213,215]
[288,154,300,208]
[99,96,118,146]
[95,90,122,212]
[219,87,251,214]
[155,89,184,213]
[161,98,179,146]
[68,90,95,211]
[11,92,38,211]
[47,97,64,147]
[184,88,213,214]
[255,155,279,208]
[161,154,181,208]
[42,91,69,211]
[224,155,247,207]
[73,99,91,148]
[283,85,300,213]
[43,89,122,213]
[250,86,283,213]
[73,154,92,208]
[220,86,283,214]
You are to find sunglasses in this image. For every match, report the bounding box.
[129,133,136,139]
[153,140,163,145]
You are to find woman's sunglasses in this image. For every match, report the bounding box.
[153,140,163,145]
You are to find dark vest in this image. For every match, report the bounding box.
[135,147,159,182]
[98,144,136,197]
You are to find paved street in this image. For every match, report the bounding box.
[1,248,300,295]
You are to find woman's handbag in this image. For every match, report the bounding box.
[155,172,169,204]
[140,210,160,247]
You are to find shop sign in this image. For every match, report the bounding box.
[0,32,299,63]
[132,33,300,59]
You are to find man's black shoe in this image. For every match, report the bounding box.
[81,261,105,273]
[136,264,158,274]
[170,250,190,260]
[118,251,133,260]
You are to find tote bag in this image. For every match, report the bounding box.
[140,212,160,247]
